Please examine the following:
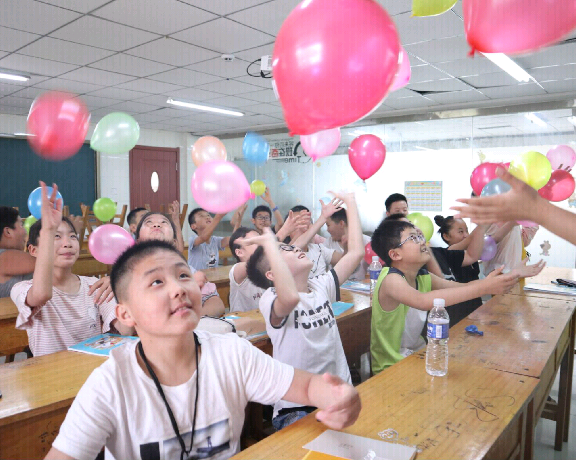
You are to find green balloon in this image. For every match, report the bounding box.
[23,215,37,233]
[93,197,117,222]
[90,112,140,154]
[407,214,434,242]
[406,212,421,220]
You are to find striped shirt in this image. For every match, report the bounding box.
[11,276,117,357]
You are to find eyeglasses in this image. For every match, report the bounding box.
[255,216,271,222]
[396,234,426,248]
[279,244,301,253]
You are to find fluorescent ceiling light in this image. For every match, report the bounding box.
[14,132,34,136]
[0,71,30,82]
[482,53,532,82]
[525,112,547,127]
[568,116,576,127]
[166,98,243,117]
[415,146,434,151]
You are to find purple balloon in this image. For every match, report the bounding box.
[480,235,497,261]
[89,224,135,265]
[547,145,576,171]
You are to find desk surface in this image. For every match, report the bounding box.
[0,297,17,321]
[511,266,576,298]
[203,265,233,284]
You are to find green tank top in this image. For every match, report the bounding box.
[370,267,432,374]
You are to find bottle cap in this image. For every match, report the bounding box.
[433,298,445,307]
[372,256,379,262]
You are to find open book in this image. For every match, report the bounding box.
[68,333,138,356]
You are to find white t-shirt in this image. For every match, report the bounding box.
[188,234,224,270]
[324,235,371,281]
[259,270,351,417]
[52,331,294,460]
[306,243,335,279]
[229,263,264,313]
[11,276,117,357]
[484,225,522,274]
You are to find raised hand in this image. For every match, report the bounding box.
[168,200,180,223]
[320,197,344,220]
[238,226,277,248]
[262,186,273,204]
[511,259,546,279]
[315,373,361,429]
[88,277,115,305]
[484,266,519,294]
[40,181,62,232]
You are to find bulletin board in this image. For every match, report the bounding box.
[404,181,443,212]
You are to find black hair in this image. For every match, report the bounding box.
[127,207,147,226]
[246,245,273,290]
[134,212,177,243]
[252,205,272,220]
[385,193,408,212]
[329,208,347,225]
[229,226,256,262]
[111,240,186,303]
[27,216,77,249]
[385,213,409,222]
[0,206,19,241]
[187,207,205,228]
[434,215,456,244]
[371,219,414,266]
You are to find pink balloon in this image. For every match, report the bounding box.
[88,224,135,265]
[470,163,500,196]
[301,128,341,161]
[364,242,384,266]
[27,92,90,161]
[348,135,386,181]
[390,47,411,91]
[272,0,400,135]
[480,236,497,261]
[464,0,576,54]
[191,160,252,214]
[547,145,576,171]
[538,169,576,202]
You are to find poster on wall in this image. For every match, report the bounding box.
[404,181,442,212]
[269,139,311,164]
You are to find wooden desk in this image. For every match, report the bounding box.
[232,356,539,460]
[204,265,233,308]
[0,297,27,358]
[510,266,576,299]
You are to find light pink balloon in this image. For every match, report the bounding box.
[301,128,341,161]
[390,47,411,91]
[191,160,252,214]
[547,145,576,171]
[88,224,135,265]
[348,134,386,181]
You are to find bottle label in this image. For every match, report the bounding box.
[427,322,449,339]
[369,270,381,281]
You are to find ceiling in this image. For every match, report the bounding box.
[0,0,575,137]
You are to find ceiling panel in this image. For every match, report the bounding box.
[461,72,519,88]
[393,11,464,45]
[85,87,151,100]
[0,95,33,108]
[529,64,576,82]
[126,38,219,66]
[233,42,275,62]
[408,78,470,92]
[539,78,576,93]
[133,112,172,123]
[187,57,255,79]
[195,78,261,95]
[0,81,25,96]
[0,0,81,35]
[8,86,46,99]
[33,78,104,94]
[233,74,273,89]
[425,89,489,104]
[206,95,265,108]
[0,53,78,77]
[405,36,470,63]
[60,67,136,85]
[242,102,283,114]
[75,94,124,108]
[0,26,40,53]
[435,57,499,78]
[0,104,28,115]
[376,0,413,16]
[18,37,115,66]
[115,78,185,94]
[89,54,175,77]
[516,43,576,69]
[408,65,449,83]
[167,86,226,101]
[481,83,547,99]
[148,68,222,86]
[180,0,273,16]
[239,88,278,103]
[227,0,301,36]
[105,100,162,113]
[383,96,437,109]
[45,0,112,13]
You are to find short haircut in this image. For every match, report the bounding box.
[285,205,310,221]
[252,205,272,220]
[188,207,205,227]
[134,212,177,242]
[371,219,414,266]
[385,193,408,212]
[229,226,255,262]
[111,240,186,303]
[127,207,147,226]
[246,245,273,289]
[0,206,19,241]
[329,208,347,225]
[434,215,456,244]
[27,216,77,248]
[384,213,408,222]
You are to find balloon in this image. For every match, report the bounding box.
[470,162,500,196]
[390,47,411,92]
[26,92,90,161]
[93,197,117,222]
[509,151,552,190]
[90,112,140,154]
[27,186,64,220]
[250,180,266,196]
[272,0,400,135]
[301,128,341,161]
[191,161,253,214]
[538,170,576,202]
[23,216,37,233]
[242,132,269,165]
[463,0,576,55]
[191,136,227,167]
[481,178,512,197]
[407,214,434,242]
[480,236,497,261]
[547,145,576,171]
[406,212,422,219]
[364,242,384,266]
[88,224,135,265]
[348,134,386,181]
[413,0,457,17]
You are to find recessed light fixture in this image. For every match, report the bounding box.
[525,113,547,127]
[0,71,30,82]
[567,116,576,127]
[482,53,532,82]
[166,98,244,117]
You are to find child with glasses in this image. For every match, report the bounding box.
[369,219,519,374]
[252,187,285,234]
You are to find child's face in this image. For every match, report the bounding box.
[392,227,430,265]
[279,243,313,275]
[252,211,272,232]
[326,217,346,242]
[236,230,260,262]
[52,221,80,267]
[191,210,212,232]
[138,214,174,243]
[445,219,469,245]
[129,210,148,234]
[387,201,408,216]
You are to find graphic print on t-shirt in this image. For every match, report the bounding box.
[207,252,217,269]
[293,300,335,330]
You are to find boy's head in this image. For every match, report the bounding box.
[247,242,312,289]
[27,216,79,267]
[252,205,272,233]
[111,240,202,337]
[325,209,347,242]
[0,206,27,250]
[188,208,212,234]
[135,212,177,245]
[127,207,147,234]
[229,227,259,262]
[371,219,429,267]
[385,193,408,216]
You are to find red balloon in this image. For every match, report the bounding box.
[348,134,386,181]
[364,242,384,266]
[464,0,576,54]
[27,92,90,161]
[470,162,500,196]
[272,0,400,135]
[538,170,576,202]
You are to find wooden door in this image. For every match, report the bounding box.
[129,146,179,212]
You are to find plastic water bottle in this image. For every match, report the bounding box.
[426,298,450,377]
[368,256,383,307]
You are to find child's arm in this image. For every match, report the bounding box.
[460,224,489,266]
[262,187,285,232]
[275,210,309,243]
[87,277,114,306]
[292,198,343,250]
[232,261,248,284]
[331,193,364,284]
[490,221,516,243]
[168,200,185,253]
[230,203,247,233]
[192,213,225,247]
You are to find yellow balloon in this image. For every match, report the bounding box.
[250,180,266,196]
[509,151,552,190]
[412,0,457,17]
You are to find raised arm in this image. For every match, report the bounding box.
[292,198,343,250]
[461,224,489,266]
[230,203,247,233]
[168,200,185,253]
[331,193,364,284]
[262,187,284,232]
[275,210,309,243]
[193,213,225,247]
[490,221,516,244]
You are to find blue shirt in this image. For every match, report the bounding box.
[188,234,224,270]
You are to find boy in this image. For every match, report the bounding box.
[187,208,232,270]
[245,192,364,430]
[11,183,132,357]
[385,193,408,217]
[127,207,147,237]
[44,240,361,460]
[369,219,518,374]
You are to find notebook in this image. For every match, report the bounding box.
[68,333,138,356]
[332,301,354,317]
[523,283,576,296]
[341,281,371,294]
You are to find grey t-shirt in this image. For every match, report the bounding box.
[187,234,224,270]
[0,248,33,298]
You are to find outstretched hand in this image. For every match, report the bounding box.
[320,197,343,220]
[238,227,277,248]
[315,373,361,430]
[39,181,62,232]
[511,259,546,279]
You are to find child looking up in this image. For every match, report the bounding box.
[126,207,147,238]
